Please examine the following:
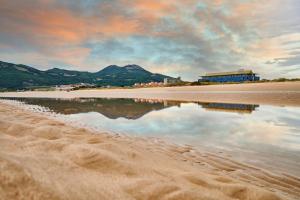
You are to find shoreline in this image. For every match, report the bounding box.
[1,82,300,107]
[1,101,300,199]
[2,98,300,178]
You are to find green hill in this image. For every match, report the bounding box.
[0,61,172,89]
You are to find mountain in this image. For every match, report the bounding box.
[0,61,173,89]
[94,64,168,86]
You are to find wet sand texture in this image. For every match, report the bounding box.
[1,102,300,200]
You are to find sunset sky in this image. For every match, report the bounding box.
[0,0,299,80]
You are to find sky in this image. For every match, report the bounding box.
[0,0,299,80]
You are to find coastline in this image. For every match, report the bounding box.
[1,101,300,200]
[1,82,300,107]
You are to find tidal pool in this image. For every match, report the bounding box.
[4,97,300,176]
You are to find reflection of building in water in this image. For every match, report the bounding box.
[199,102,259,114]
[3,97,259,119]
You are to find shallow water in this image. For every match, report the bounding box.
[3,97,300,176]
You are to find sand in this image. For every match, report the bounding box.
[1,102,300,200]
[1,82,300,106]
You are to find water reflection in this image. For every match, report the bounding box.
[200,102,259,114]
[4,97,259,118]
[2,97,300,176]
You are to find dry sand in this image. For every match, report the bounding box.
[1,82,300,106]
[1,102,300,200]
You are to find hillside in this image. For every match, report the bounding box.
[0,61,172,89]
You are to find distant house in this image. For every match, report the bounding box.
[55,85,75,91]
[199,69,259,83]
[164,77,182,85]
[134,82,164,87]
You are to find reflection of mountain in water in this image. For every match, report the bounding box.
[199,102,259,114]
[2,98,259,119]
[8,98,180,119]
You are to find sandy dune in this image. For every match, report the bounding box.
[1,82,300,106]
[1,102,300,200]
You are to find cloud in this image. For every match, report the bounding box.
[0,0,299,79]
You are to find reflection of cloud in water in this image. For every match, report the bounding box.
[3,97,300,176]
[3,97,259,119]
[230,120,290,144]
[63,103,300,152]
[4,97,299,152]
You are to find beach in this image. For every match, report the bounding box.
[1,102,300,200]
[1,82,300,200]
[1,82,300,106]
[1,0,299,198]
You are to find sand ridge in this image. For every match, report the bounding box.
[0,102,300,200]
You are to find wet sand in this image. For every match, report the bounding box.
[1,82,300,106]
[1,102,300,200]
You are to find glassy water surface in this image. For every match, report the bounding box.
[4,97,300,176]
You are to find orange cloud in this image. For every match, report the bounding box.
[122,0,177,25]
[0,0,298,80]
[0,0,146,47]
[95,16,140,36]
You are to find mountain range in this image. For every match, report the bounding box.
[0,61,173,89]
